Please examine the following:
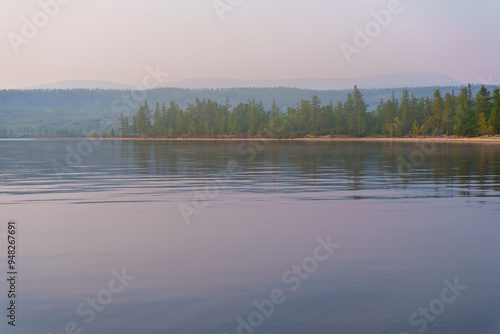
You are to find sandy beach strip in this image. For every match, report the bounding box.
[35,135,500,143]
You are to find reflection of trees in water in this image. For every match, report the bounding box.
[122,141,500,198]
[381,142,500,197]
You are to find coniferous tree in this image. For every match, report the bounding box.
[333,101,344,135]
[443,92,456,135]
[353,86,368,136]
[488,89,500,135]
[400,89,411,135]
[153,102,161,136]
[311,95,321,134]
[475,86,492,136]
[431,89,444,135]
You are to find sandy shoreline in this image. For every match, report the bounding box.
[35,136,500,143]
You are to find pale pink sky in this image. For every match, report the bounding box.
[0,0,498,89]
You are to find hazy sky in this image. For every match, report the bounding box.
[1,0,499,89]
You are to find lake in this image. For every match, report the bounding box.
[1,139,500,334]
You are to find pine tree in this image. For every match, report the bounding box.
[488,104,499,135]
[488,89,500,135]
[409,120,420,137]
[453,86,474,136]
[477,112,488,136]
[381,99,396,137]
[247,99,257,136]
[344,93,355,135]
[475,86,492,136]
[333,101,344,135]
[119,114,126,137]
[310,95,321,133]
[160,102,167,136]
[421,97,432,136]
[443,92,456,135]
[153,102,161,136]
[145,101,152,136]
[269,98,279,131]
[431,89,444,135]
[353,86,367,136]
[400,89,411,135]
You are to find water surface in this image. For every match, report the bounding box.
[1,140,499,334]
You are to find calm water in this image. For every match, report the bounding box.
[1,139,500,334]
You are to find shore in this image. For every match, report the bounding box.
[35,135,500,143]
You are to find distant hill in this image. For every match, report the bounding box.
[161,73,463,90]
[19,73,463,91]
[22,80,132,90]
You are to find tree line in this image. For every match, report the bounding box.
[1,85,494,138]
[119,85,500,138]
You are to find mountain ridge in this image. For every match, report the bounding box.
[18,72,464,91]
